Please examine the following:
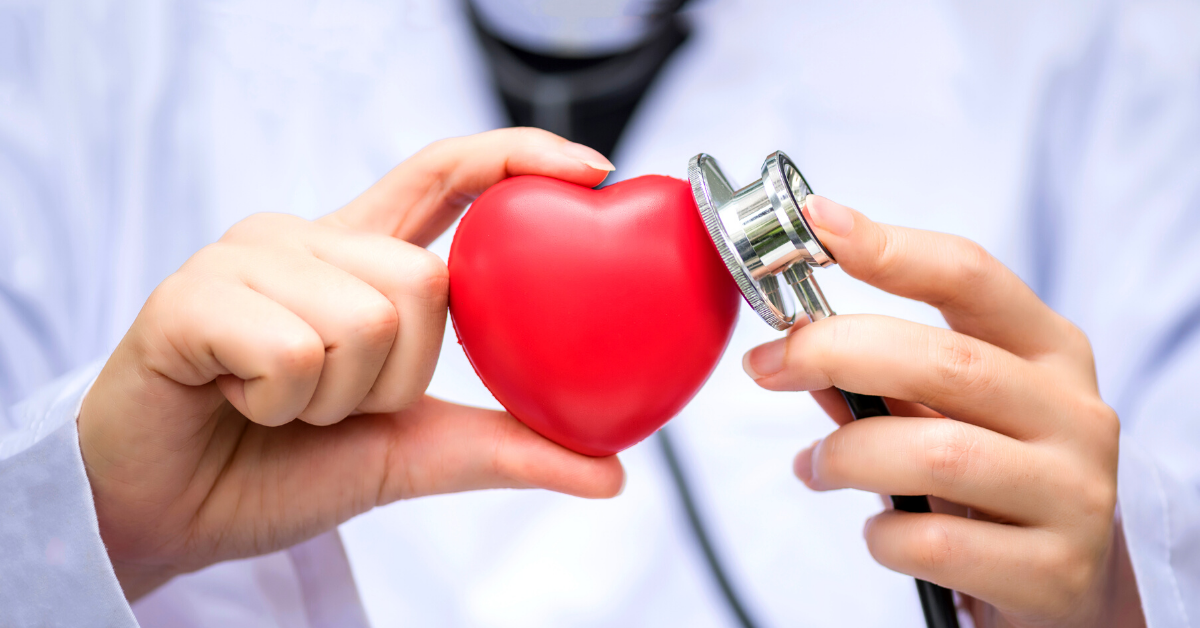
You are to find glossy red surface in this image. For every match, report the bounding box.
[448,175,740,456]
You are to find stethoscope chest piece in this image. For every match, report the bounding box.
[689,151,836,329]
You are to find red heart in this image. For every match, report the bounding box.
[448,175,740,456]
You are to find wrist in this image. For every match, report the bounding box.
[1095,519,1146,628]
[110,560,176,603]
[79,373,179,603]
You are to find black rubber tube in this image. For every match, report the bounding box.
[659,428,762,628]
[840,390,961,628]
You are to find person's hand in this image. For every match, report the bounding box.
[742,196,1143,627]
[78,128,625,601]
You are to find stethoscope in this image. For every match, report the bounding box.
[686,151,961,628]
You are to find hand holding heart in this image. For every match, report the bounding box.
[78,128,625,601]
[744,197,1139,627]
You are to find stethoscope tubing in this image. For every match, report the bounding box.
[840,390,961,628]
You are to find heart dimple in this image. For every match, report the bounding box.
[448,174,740,456]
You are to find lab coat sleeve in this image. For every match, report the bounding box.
[1,5,367,624]
[0,5,136,622]
[1026,2,1200,625]
[0,361,140,628]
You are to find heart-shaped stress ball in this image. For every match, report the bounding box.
[448,175,740,456]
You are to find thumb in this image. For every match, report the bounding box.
[374,396,627,502]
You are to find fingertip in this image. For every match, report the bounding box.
[506,136,613,188]
[803,195,855,238]
[557,141,615,171]
[793,440,819,487]
[574,454,626,499]
[494,417,626,499]
[233,374,310,427]
[573,166,612,189]
[596,456,627,499]
[216,374,252,420]
[863,510,880,541]
[862,506,899,538]
[742,337,787,381]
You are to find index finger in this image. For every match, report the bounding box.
[803,195,1088,363]
[325,128,614,247]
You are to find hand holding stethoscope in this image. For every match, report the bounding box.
[696,154,1133,627]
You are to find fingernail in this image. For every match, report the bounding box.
[794,439,821,486]
[804,195,854,237]
[559,142,615,172]
[742,338,787,380]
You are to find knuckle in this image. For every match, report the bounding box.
[915,518,955,575]
[220,214,268,243]
[352,295,401,346]
[1101,405,1122,450]
[1062,321,1093,357]
[1095,401,1121,450]
[504,126,553,145]
[949,237,994,290]
[182,242,227,268]
[1077,472,1118,520]
[813,315,857,363]
[147,261,220,324]
[403,248,450,302]
[923,420,977,488]
[1063,442,1118,519]
[221,212,303,244]
[146,270,189,312]
[271,332,325,379]
[480,414,530,489]
[812,437,846,485]
[1038,541,1098,616]
[139,278,191,357]
[419,136,456,159]
[932,334,993,394]
[1072,392,1121,455]
[798,316,860,390]
[488,419,516,479]
[864,225,903,285]
[1081,393,1119,428]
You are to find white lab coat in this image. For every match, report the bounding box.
[2,1,1198,627]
